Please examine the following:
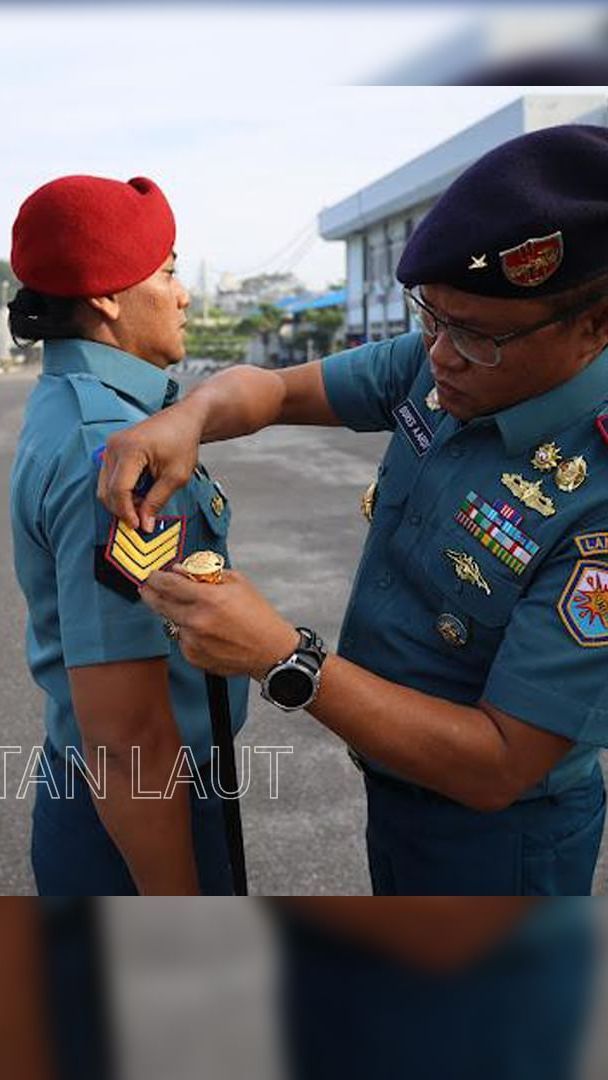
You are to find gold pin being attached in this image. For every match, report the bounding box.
[444,550,491,595]
[176,550,225,583]
[360,481,378,524]
[531,442,562,472]
[554,456,588,493]
[425,386,442,412]
[501,473,556,517]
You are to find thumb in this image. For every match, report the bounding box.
[138,477,177,532]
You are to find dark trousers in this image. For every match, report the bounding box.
[363,764,606,895]
[278,903,594,1080]
[32,739,234,896]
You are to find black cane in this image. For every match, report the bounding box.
[205,672,248,896]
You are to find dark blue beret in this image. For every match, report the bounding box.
[397,124,608,298]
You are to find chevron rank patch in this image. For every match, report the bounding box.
[455,490,540,575]
[106,517,185,583]
[95,516,186,601]
[558,560,608,647]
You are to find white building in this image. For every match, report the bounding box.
[318,95,608,344]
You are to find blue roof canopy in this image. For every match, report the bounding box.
[274,289,346,315]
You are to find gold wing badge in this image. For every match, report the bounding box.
[501,473,556,517]
[444,550,491,595]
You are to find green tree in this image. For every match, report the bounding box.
[238,303,284,345]
[296,306,344,356]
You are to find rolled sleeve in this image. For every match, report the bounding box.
[483,539,608,746]
[322,332,427,432]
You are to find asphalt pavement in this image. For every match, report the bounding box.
[1,366,607,895]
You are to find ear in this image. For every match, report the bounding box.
[85,294,121,322]
[585,300,608,349]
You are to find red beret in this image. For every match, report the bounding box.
[11,174,176,298]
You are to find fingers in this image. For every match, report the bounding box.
[138,474,187,534]
[97,452,147,530]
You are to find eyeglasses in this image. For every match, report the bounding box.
[404,285,607,368]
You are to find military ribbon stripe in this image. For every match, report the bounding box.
[455,491,540,576]
[105,517,186,584]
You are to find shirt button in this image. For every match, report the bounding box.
[449,444,462,458]
[342,635,354,648]
[377,573,392,589]
[409,512,422,526]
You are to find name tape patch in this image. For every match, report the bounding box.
[393,398,433,457]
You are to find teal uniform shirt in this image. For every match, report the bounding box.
[10,338,249,760]
[322,331,608,799]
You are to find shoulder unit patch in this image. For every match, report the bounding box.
[573,532,608,557]
[557,560,608,647]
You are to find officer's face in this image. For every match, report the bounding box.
[113,252,190,368]
[421,284,601,420]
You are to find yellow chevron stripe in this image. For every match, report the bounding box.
[117,519,182,556]
[113,528,180,569]
[111,543,180,582]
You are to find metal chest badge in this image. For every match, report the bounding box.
[554,456,588,492]
[436,613,468,647]
[499,231,563,288]
[531,442,562,471]
[558,560,608,647]
[444,550,491,595]
[500,473,556,517]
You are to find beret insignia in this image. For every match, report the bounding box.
[499,231,563,288]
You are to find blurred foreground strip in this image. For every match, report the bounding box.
[276,897,599,1080]
[0,899,56,1080]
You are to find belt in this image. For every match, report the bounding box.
[347,747,601,805]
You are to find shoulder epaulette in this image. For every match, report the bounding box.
[64,373,133,425]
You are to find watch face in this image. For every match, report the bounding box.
[268,666,313,709]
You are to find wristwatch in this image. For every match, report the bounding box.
[260,627,327,711]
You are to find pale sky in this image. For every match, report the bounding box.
[0,3,604,291]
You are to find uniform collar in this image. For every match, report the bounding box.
[43,338,177,415]
[484,347,608,457]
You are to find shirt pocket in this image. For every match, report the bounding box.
[417,522,524,671]
[182,473,231,558]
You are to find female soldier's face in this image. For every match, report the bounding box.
[113,252,190,368]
